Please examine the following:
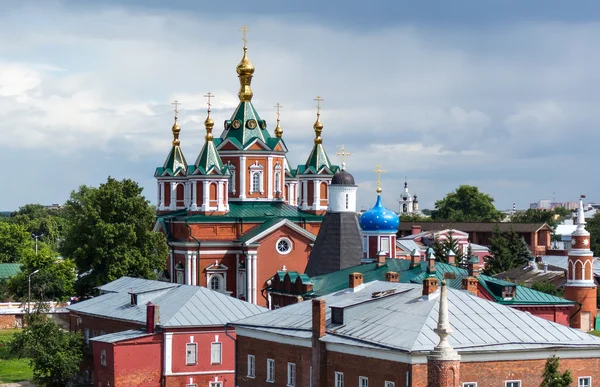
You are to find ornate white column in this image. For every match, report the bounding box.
[170,182,177,210]
[246,255,252,303]
[313,180,319,210]
[159,182,165,210]
[185,252,192,285]
[301,180,308,210]
[217,181,226,211]
[190,181,198,211]
[240,156,247,199]
[202,181,209,211]
[191,252,197,286]
[267,156,273,200]
[252,253,258,305]
[157,182,161,209]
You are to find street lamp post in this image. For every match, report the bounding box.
[28,269,40,315]
[32,233,44,255]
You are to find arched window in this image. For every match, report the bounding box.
[252,172,261,193]
[210,275,222,291]
[274,171,281,193]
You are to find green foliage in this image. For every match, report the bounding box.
[483,227,533,275]
[432,185,504,222]
[61,177,168,296]
[530,280,563,297]
[8,246,76,302]
[540,355,572,387]
[511,208,570,230]
[421,209,433,216]
[399,214,432,222]
[9,311,83,387]
[10,204,67,252]
[0,222,32,263]
[587,213,600,258]
[0,329,33,383]
[432,231,463,265]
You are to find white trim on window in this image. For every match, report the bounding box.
[100,349,107,367]
[211,342,222,365]
[185,342,197,365]
[463,383,477,387]
[266,358,275,383]
[335,372,344,387]
[209,383,222,387]
[287,362,296,386]
[506,381,521,387]
[385,382,395,387]
[579,377,592,387]
[359,376,368,387]
[276,237,293,255]
[247,355,255,378]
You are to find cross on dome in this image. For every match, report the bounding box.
[239,25,249,47]
[337,145,350,170]
[372,164,387,194]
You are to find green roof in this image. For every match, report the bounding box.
[220,101,273,148]
[156,145,187,177]
[158,202,324,224]
[192,139,225,175]
[0,263,21,281]
[300,143,339,175]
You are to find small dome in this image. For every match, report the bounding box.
[359,195,400,232]
[331,170,355,186]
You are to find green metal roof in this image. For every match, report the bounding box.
[300,143,339,175]
[0,263,21,281]
[158,202,324,224]
[156,145,187,177]
[220,101,273,148]
[192,139,225,175]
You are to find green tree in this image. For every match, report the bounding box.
[540,355,572,387]
[399,213,432,222]
[431,185,504,222]
[0,222,32,263]
[530,280,563,297]
[10,204,67,252]
[8,245,76,302]
[61,177,168,296]
[9,309,83,387]
[432,231,463,265]
[511,208,571,230]
[483,227,532,275]
[587,213,600,258]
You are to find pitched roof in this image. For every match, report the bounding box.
[305,212,364,277]
[191,138,225,175]
[220,101,273,149]
[155,145,187,177]
[493,263,566,288]
[0,263,21,281]
[300,143,338,174]
[398,222,551,233]
[97,276,178,294]
[237,218,317,245]
[234,281,600,354]
[69,277,266,327]
[90,329,152,343]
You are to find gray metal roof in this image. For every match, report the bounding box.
[90,329,152,343]
[542,255,600,276]
[232,281,600,354]
[70,278,267,327]
[396,239,422,253]
[97,276,178,294]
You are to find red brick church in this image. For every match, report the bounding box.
[153,36,340,306]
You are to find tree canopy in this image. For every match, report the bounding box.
[10,204,67,252]
[431,185,504,222]
[0,222,32,263]
[61,177,168,296]
[483,227,532,275]
[511,208,571,229]
[432,231,463,265]
[587,213,600,257]
[541,355,572,387]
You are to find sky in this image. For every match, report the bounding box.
[1,0,600,212]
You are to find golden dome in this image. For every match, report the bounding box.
[313,113,323,144]
[172,121,181,146]
[236,47,255,75]
[274,123,283,138]
[205,114,214,141]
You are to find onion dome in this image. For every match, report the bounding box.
[331,169,355,186]
[236,45,255,102]
[359,195,400,232]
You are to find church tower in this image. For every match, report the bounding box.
[155,102,189,213]
[564,195,597,331]
[297,97,338,214]
[399,179,415,214]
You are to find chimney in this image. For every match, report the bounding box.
[447,249,456,265]
[461,276,478,296]
[312,299,326,339]
[376,251,387,268]
[535,255,543,263]
[410,248,421,268]
[423,277,439,296]
[385,271,399,282]
[411,225,422,235]
[467,256,480,278]
[311,299,327,387]
[146,302,160,334]
[349,273,364,289]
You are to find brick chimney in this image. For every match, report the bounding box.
[447,249,456,265]
[376,251,387,268]
[410,248,421,268]
[146,302,160,334]
[349,273,364,289]
[411,225,422,235]
[385,271,399,282]
[311,299,327,387]
[423,249,438,296]
[461,276,478,296]
[467,256,480,278]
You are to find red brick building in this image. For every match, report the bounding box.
[153,38,342,307]
[67,277,265,386]
[234,274,600,387]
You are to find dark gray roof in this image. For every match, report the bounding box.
[331,170,356,186]
[233,281,600,354]
[90,329,152,343]
[70,278,267,327]
[305,212,363,277]
[493,263,566,288]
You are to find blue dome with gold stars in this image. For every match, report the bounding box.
[359,195,400,232]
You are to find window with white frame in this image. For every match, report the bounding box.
[247,355,255,378]
[228,165,236,193]
[100,349,107,367]
[385,382,395,387]
[463,383,477,387]
[335,372,344,387]
[209,383,222,387]
[287,362,296,386]
[276,237,293,255]
[211,342,222,364]
[209,274,223,292]
[359,376,368,387]
[362,237,367,253]
[266,358,275,383]
[506,381,521,387]
[380,237,389,253]
[274,171,281,193]
[251,172,261,193]
[579,377,592,387]
[186,343,197,365]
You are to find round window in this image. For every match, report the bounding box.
[276,238,292,255]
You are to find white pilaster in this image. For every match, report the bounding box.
[267,156,273,200]
[191,253,197,286]
[202,181,209,211]
[240,156,247,199]
[185,252,192,285]
[313,180,319,210]
[252,253,258,305]
[301,180,308,210]
[246,255,252,303]
[170,182,177,210]
[159,182,165,210]
[164,332,173,375]
[217,181,226,211]
[157,181,161,209]
[190,181,198,211]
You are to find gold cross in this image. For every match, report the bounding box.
[171,100,180,119]
[239,25,249,46]
[337,144,350,163]
[372,164,387,193]
[314,96,324,114]
[204,92,214,111]
[273,103,282,121]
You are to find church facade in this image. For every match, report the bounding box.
[153,37,339,306]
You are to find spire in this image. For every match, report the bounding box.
[313,96,324,145]
[236,25,254,102]
[274,102,283,138]
[372,164,387,195]
[171,100,181,146]
[577,195,587,229]
[193,93,224,174]
[431,281,460,359]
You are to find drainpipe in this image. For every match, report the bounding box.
[225,323,237,385]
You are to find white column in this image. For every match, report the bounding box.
[217,181,225,211]
[236,254,240,297]
[252,253,258,305]
[190,181,198,211]
[185,252,191,285]
[191,253,197,286]
[159,182,165,210]
[170,182,177,210]
[313,180,319,210]
[164,332,173,376]
[267,156,273,200]
[240,156,247,199]
[301,180,308,210]
[246,255,252,303]
[202,181,209,211]
[157,182,161,209]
